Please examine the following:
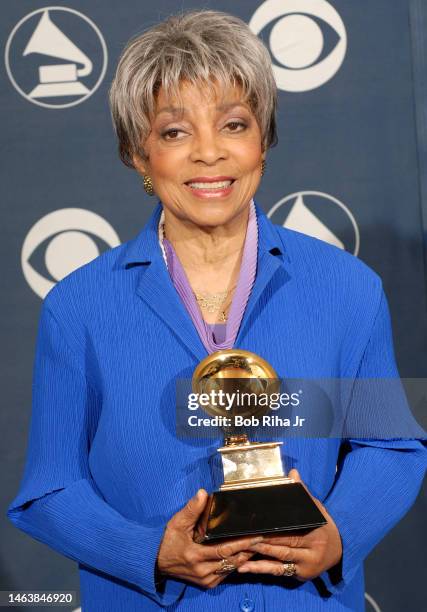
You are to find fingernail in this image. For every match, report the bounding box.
[251,536,264,544]
[193,490,200,500]
[238,565,249,573]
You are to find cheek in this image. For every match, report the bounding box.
[240,154,263,176]
[233,141,262,171]
[149,150,183,180]
[144,134,186,179]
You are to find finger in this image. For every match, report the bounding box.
[183,537,258,569]
[215,537,262,559]
[195,550,253,582]
[288,468,302,482]
[238,559,297,577]
[198,551,258,589]
[261,533,308,548]
[179,555,240,580]
[248,543,310,564]
[231,550,257,566]
[216,541,236,559]
[200,535,264,561]
[198,560,233,577]
[173,489,209,531]
[288,469,313,498]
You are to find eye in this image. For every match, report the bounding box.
[249,1,347,92]
[162,128,186,140]
[224,121,247,132]
[21,208,120,298]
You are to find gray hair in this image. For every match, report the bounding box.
[109,9,278,168]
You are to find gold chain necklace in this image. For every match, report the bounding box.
[194,284,237,322]
[159,218,238,323]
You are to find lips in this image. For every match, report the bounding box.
[184,176,236,198]
[185,176,235,183]
[187,180,233,189]
[185,176,235,189]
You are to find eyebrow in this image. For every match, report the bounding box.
[156,102,248,116]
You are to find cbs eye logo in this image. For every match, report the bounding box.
[249,0,347,92]
[22,208,121,298]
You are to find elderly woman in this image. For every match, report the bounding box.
[7,9,425,612]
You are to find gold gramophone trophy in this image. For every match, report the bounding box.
[192,349,327,543]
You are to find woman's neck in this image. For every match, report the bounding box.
[162,206,249,294]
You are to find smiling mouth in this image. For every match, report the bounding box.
[185,179,235,190]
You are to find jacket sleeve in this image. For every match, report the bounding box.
[321,287,426,595]
[6,300,186,607]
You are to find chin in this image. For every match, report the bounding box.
[187,200,247,226]
[189,209,236,228]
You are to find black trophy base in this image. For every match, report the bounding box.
[194,482,327,543]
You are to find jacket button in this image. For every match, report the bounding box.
[239,598,255,612]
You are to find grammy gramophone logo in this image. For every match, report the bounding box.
[5,6,108,108]
[267,191,360,256]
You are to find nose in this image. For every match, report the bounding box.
[189,126,228,165]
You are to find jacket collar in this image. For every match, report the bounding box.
[117,200,290,361]
[118,200,285,267]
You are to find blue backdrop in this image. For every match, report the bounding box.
[2,2,426,610]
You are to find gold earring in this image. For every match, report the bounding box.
[261,159,266,177]
[143,174,154,196]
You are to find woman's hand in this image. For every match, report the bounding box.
[238,469,343,581]
[157,489,262,589]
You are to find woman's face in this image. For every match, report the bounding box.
[133,79,265,228]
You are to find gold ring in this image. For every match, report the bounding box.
[214,558,236,575]
[282,562,297,577]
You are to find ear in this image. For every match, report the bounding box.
[132,152,148,175]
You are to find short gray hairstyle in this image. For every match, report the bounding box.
[109,9,278,168]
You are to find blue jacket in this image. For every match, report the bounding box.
[7,201,426,611]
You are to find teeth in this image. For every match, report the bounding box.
[187,180,233,189]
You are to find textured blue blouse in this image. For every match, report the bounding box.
[7,201,426,611]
